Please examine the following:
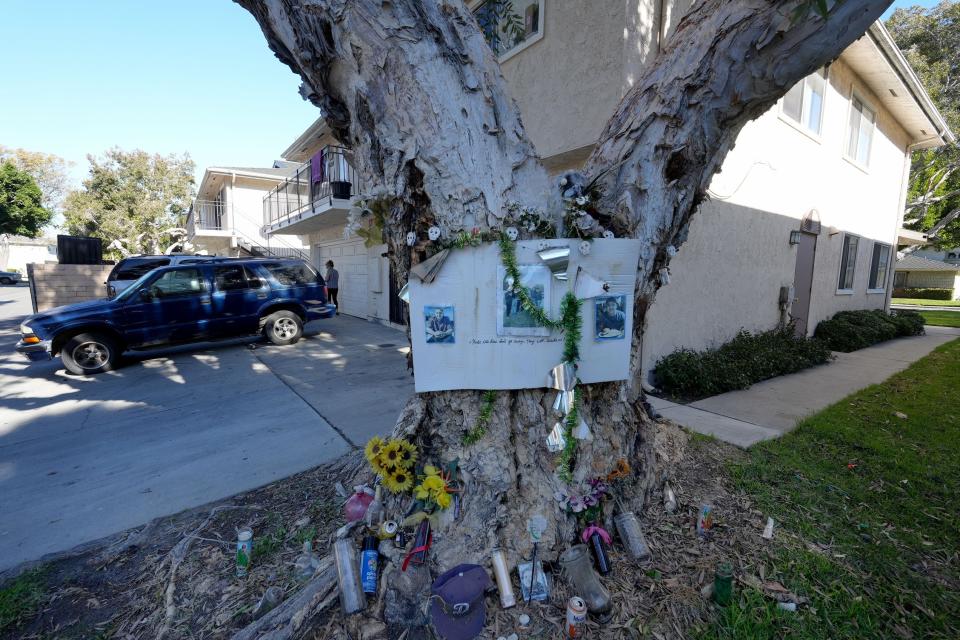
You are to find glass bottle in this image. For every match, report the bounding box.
[614,512,651,561]
[714,562,733,606]
[558,544,612,621]
[333,538,366,614]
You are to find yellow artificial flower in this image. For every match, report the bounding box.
[383,467,414,493]
[423,464,440,477]
[365,436,385,465]
[435,490,452,509]
[397,440,418,468]
[378,440,403,468]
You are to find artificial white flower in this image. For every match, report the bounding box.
[575,195,588,206]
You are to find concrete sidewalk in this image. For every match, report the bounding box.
[650,325,960,447]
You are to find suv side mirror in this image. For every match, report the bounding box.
[248,277,264,288]
[139,288,154,302]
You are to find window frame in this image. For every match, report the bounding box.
[778,67,828,139]
[844,90,876,170]
[867,242,891,293]
[837,233,860,294]
[214,264,254,293]
[470,0,545,63]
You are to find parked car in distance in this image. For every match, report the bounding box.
[0,270,23,285]
[17,258,334,375]
[107,254,219,298]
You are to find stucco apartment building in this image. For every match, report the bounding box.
[261,0,953,381]
[186,164,308,259]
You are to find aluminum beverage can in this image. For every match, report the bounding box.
[236,527,253,577]
[566,596,587,637]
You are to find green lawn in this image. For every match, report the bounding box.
[919,310,960,328]
[710,338,960,639]
[892,297,960,307]
[0,568,46,633]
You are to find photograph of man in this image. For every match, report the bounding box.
[424,305,455,343]
[595,295,626,340]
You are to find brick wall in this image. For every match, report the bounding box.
[27,263,113,313]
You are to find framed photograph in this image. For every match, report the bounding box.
[497,265,552,336]
[424,305,455,344]
[594,295,626,340]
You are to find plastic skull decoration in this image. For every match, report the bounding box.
[537,240,550,251]
[578,240,591,255]
[428,226,442,242]
[505,226,519,241]
[405,232,417,247]
[603,229,615,239]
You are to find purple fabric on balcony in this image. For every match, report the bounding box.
[311,149,326,185]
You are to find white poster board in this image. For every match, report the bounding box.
[408,239,641,392]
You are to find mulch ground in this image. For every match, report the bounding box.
[1,422,800,640]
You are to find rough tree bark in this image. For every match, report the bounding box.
[235,0,892,634]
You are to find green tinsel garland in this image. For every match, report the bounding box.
[463,390,497,445]
[497,233,584,478]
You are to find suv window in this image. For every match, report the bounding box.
[215,265,254,291]
[265,262,320,287]
[112,257,171,280]
[151,268,206,298]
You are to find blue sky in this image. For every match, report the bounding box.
[0,0,941,190]
[0,1,318,187]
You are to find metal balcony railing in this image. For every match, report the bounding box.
[262,145,364,229]
[187,200,226,231]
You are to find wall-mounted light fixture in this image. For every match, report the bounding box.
[789,230,802,245]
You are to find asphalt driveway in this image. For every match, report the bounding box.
[0,285,412,571]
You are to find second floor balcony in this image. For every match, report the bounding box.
[262,145,366,236]
[186,200,230,237]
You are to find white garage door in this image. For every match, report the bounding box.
[315,238,368,318]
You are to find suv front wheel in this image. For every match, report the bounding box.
[262,310,303,346]
[61,332,120,375]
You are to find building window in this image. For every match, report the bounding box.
[473,0,543,59]
[838,234,859,291]
[846,95,875,167]
[781,68,827,135]
[868,242,891,291]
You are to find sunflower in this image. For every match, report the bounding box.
[383,467,414,493]
[378,440,403,468]
[365,436,386,465]
[397,440,418,469]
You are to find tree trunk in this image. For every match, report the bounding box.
[235,0,893,633]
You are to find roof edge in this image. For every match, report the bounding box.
[868,22,956,146]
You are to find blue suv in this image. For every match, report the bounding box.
[16,258,335,375]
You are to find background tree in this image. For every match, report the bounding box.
[63,148,195,259]
[887,1,960,247]
[234,0,893,635]
[0,146,73,213]
[0,162,52,237]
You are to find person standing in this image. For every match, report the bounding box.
[325,260,340,315]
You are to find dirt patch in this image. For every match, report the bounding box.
[1,423,791,639]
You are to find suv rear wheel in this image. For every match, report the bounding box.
[262,310,303,346]
[61,332,120,375]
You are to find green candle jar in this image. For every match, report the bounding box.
[713,562,733,606]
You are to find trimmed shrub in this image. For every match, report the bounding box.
[653,326,832,400]
[893,287,954,301]
[814,309,925,352]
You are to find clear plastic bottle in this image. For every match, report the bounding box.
[293,540,318,581]
[558,544,611,621]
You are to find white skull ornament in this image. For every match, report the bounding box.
[603,230,615,239]
[428,226,442,242]
[405,232,417,247]
[578,240,591,255]
[505,226,519,241]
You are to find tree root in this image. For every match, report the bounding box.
[230,557,338,640]
[156,504,256,640]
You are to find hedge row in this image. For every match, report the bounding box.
[653,326,832,400]
[893,287,954,301]
[813,308,925,352]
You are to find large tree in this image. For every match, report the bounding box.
[234,0,893,635]
[887,1,960,247]
[63,148,195,259]
[0,146,73,213]
[0,161,52,237]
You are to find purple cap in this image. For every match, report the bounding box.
[430,564,491,640]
